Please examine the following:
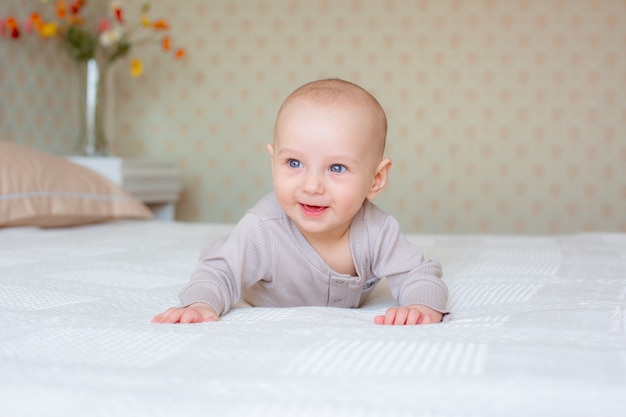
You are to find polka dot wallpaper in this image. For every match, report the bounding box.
[1,0,625,234]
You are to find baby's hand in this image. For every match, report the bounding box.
[152,303,219,324]
[374,304,443,325]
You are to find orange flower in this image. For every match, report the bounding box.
[5,18,20,38]
[6,17,18,29]
[3,1,187,78]
[29,13,44,30]
[161,35,171,52]
[152,19,169,30]
[67,15,84,25]
[55,1,68,19]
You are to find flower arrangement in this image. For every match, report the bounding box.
[1,0,186,155]
[1,0,185,77]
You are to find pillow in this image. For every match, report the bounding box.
[0,141,153,228]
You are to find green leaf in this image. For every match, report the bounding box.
[63,26,96,61]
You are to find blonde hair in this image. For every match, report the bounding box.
[275,79,388,155]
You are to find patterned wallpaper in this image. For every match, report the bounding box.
[1,0,625,234]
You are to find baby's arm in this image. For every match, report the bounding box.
[152,303,219,324]
[374,304,443,325]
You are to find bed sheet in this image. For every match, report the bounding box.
[0,221,625,417]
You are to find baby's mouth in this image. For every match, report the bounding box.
[300,204,328,217]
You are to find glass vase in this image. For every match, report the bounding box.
[77,58,111,156]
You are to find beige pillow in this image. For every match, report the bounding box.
[0,141,153,227]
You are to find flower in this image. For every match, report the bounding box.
[1,0,186,76]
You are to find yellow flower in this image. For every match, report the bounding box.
[140,15,150,27]
[130,58,143,78]
[39,22,58,37]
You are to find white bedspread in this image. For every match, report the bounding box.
[1,221,625,417]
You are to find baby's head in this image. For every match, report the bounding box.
[268,79,392,238]
[273,79,388,161]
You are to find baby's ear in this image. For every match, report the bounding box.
[266,144,276,175]
[367,158,392,200]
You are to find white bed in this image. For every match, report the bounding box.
[1,220,625,417]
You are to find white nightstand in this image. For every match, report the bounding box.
[67,156,182,221]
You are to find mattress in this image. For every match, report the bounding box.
[1,220,625,417]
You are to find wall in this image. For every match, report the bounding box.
[1,0,625,233]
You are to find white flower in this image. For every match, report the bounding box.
[99,26,122,47]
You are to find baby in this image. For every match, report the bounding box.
[153,79,448,325]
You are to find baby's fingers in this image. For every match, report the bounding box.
[179,309,203,323]
[152,307,185,323]
[374,307,432,325]
[406,308,422,325]
[375,307,407,325]
[380,307,397,325]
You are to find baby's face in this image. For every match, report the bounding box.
[269,98,385,240]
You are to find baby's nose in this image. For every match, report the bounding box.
[302,171,325,194]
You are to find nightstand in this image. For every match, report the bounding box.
[67,156,182,221]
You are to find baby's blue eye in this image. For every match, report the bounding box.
[288,159,302,168]
[329,164,347,173]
